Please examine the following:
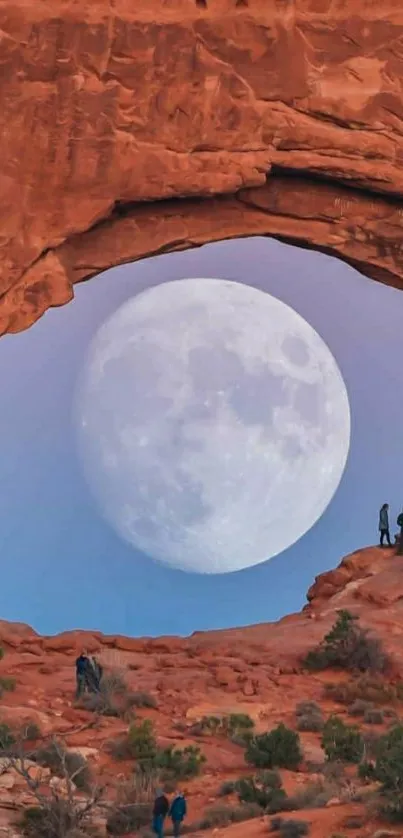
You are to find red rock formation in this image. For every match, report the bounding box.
[0,545,402,835]
[1,1,403,335]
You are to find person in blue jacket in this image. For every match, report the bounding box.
[169,791,187,837]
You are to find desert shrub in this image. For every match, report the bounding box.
[364,707,384,725]
[109,719,157,764]
[295,701,321,717]
[33,742,92,791]
[195,715,222,735]
[22,721,42,741]
[348,699,373,717]
[321,716,364,763]
[303,610,387,674]
[226,713,254,739]
[79,693,119,717]
[246,723,302,770]
[19,798,95,838]
[198,802,261,828]
[193,713,254,742]
[270,816,310,837]
[218,779,236,796]
[324,674,396,706]
[0,647,4,660]
[156,744,205,780]
[0,722,15,750]
[236,770,290,813]
[290,779,334,810]
[106,803,151,835]
[379,791,403,823]
[339,814,365,829]
[366,724,403,792]
[78,668,133,718]
[295,702,323,733]
[125,691,158,709]
[0,676,16,692]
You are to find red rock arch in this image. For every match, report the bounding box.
[1,0,403,335]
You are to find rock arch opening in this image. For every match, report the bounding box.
[1,0,403,337]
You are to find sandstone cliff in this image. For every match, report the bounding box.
[0,545,403,837]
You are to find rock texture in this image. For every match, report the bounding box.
[0,545,403,835]
[1,1,403,334]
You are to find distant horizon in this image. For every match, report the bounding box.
[3,541,389,639]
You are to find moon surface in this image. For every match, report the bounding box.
[74,278,350,574]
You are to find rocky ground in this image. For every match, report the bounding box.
[1,545,403,837]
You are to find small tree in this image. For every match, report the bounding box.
[236,770,289,813]
[0,733,102,838]
[110,719,157,765]
[245,724,302,770]
[156,744,205,780]
[321,716,364,764]
[303,610,387,673]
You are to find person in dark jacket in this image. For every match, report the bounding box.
[152,790,169,838]
[169,792,187,837]
[75,651,90,699]
[379,503,392,546]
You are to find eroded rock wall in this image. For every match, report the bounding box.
[1,0,403,334]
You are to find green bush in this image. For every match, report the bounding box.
[106,803,151,835]
[368,724,403,792]
[321,716,364,764]
[218,779,236,796]
[270,816,310,837]
[303,610,387,674]
[246,723,302,770]
[236,770,290,813]
[197,802,261,828]
[156,744,205,780]
[110,719,157,764]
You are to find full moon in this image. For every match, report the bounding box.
[74,278,350,574]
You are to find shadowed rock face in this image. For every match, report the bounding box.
[1,0,403,335]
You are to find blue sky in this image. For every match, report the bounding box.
[0,236,401,637]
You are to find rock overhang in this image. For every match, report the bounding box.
[1,0,403,335]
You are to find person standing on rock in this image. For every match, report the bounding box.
[75,650,90,700]
[152,789,170,838]
[379,503,392,547]
[169,791,187,837]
